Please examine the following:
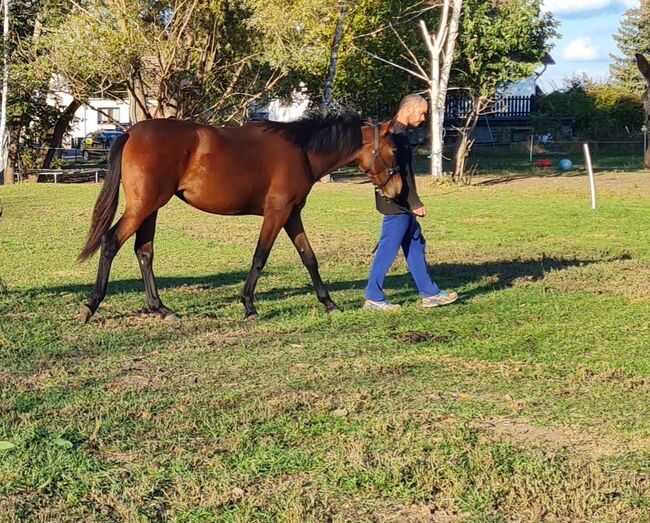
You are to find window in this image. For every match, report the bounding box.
[97,107,120,124]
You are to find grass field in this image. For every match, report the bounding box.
[1,167,649,522]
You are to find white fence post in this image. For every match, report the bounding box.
[583,143,596,210]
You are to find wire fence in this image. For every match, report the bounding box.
[6,137,647,185]
[462,139,645,159]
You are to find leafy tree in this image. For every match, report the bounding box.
[450,0,557,180]
[44,0,315,125]
[610,1,650,93]
[334,0,438,116]
[1,0,74,181]
[533,75,644,141]
[247,0,440,116]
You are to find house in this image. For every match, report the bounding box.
[249,86,310,122]
[444,53,556,144]
[50,92,130,148]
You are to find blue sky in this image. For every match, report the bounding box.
[539,0,639,91]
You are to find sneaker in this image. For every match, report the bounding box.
[363,299,401,311]
[421,290,458,308]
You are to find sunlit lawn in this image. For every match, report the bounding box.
[1,166,649,522]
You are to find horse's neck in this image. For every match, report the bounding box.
[307,150,357,181]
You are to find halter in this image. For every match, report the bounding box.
[366,122,399,192]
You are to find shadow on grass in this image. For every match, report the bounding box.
[15,254,630,317]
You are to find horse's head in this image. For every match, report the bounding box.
[635,54,650,168]
[357,120,402,200]
[636,54,650,115]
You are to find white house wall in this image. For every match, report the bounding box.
[70,100,130,140]
[49,91,130,144]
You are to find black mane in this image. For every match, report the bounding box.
[262,113,365,156]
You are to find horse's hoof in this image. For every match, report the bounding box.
[79,305,93,324]
[162,311,179,322]
[245,313,258,322]
[326,306,340,314]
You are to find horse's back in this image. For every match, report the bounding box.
[121,118,311,216]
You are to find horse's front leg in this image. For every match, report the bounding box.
[241,206,292,321]
[284,208,338,313]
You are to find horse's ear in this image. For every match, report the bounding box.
[636,53,650,83]
[379,119,393,136]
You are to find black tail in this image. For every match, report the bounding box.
[78,133,129,262]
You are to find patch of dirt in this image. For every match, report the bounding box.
[474,418,628,459]
[375,504,460,523]
[474,172,650,193]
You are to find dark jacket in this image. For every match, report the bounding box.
[375,121,424,215]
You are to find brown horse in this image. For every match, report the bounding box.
[78,114,402,322]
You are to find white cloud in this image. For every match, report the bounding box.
[542,0,638,14]
[562,37,601,60]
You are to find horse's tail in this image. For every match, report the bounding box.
[78,133,129,262]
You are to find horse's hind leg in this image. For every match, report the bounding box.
[80,212,142,323]
[134,211,177,321]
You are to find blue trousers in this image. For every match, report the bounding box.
[365,214,440,301]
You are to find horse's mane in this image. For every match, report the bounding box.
[261,113,365,156]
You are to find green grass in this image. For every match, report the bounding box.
[1,169,650,522]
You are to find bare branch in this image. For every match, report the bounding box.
[360,48,430,84]
[389,23,428,81]
[352,3,439,40]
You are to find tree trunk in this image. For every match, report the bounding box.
[451,130,474,183]
[4,125,20,184]
[421,0,463,179]
[322,1,348,183]
[128,69,149,123]
[451,99,483,182]
[41,99,82,169]
[323,1,348,106]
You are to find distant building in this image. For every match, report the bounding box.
[249,85,310,122]
[444,53,556,144]
[49,92,130,147]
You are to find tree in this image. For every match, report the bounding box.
[323,1,349,107]
[335,0,438,115]
[533,75,644,141]
[610,1,650,93]
[1,0,74,181]
[357,0,462,178]
[450,0,557,180]
[419,0,462,179]
[45,0,308,126]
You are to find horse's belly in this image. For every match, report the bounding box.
[179,183,263,216]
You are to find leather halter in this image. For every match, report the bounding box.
[366,123,399,192]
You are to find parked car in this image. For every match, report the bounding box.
[80,130,124,160]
